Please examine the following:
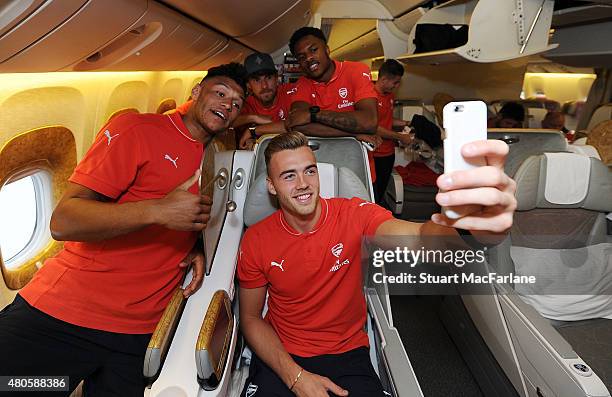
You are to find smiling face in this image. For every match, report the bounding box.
[293,35,333,82]
[190,76,245,136]
[247,72,279,107]
[267,146,320,219]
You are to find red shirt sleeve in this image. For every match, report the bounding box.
[69,114,143,199]
[290,77,314,106]
[237,229,268,288]
[347,197,394,235]
[350,63,377,104]
[240,99,256,116]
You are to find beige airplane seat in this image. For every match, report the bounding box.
[561,100,583,131]
[586,120,612,165]
[499,152,612,391]
[587,103,612,132]
[156,98,177,114]
[107,107,139,123]
[143,135,219,385]
[487,130,568,177]
[0,126,76,292]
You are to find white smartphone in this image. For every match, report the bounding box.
[442,100,487,219]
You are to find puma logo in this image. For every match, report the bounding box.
[271,260,285,272]
[104,130,119,145]
[164,154,179,168]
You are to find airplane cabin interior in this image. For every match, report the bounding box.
[0,0,611,396]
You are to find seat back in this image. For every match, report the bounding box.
[586,103,612,131]
[506,152,612,321]
[487,129,568,177]
[527,107,548,128]
[244,137,371,227]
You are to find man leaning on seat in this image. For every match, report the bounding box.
[0,63,248,397]
[238,131,516,397]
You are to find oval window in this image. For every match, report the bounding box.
[0,171,52,270]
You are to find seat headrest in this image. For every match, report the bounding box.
[243,164,369,227]
[514,152,612,212]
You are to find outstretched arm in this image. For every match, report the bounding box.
[51,171,211,242]
[240,286,348,396]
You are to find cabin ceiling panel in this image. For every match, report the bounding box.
[188,40,251,71]
[160,0,311,52]
[68,1,228,71]
[237,0,312,53]
[331,29,382,61]
[327,19,376,51]
[0,0,148,72]
[377,0,430,17]
[0,0,87,63]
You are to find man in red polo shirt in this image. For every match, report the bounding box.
[176,53,293,150]
[0,63,247,396]
[372,59,413,203]
[238,131,517,396]
[286,27,382,181]
[235,52,295,149]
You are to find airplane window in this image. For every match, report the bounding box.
[0,171,52,270]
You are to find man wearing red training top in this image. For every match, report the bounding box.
[238,131,516,396]
[286,27,382,180]
[0,63,247,396]
[177,53,293,149]
[234,52,295,149]
[372,59,413,203]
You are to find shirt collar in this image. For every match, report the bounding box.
[313,60,342,86]
[167,112,198,143]
[278,197,329,236]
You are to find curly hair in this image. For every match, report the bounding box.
[202,62,248,94]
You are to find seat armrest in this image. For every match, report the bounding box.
[196,290,234,390]
[385,170,404,214]
[143,286,186,385]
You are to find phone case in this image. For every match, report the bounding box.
[442,100,488,219]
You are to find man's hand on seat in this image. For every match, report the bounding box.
[179,244,205,297]
[432,139,517,234]
[292,370,348,397]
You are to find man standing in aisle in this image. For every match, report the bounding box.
[371,59,413,203]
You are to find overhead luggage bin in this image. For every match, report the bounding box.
[0,0,87,64]
[187,39,251,71]
[397,0,558,65]
[543,20,612,68]
[161,0,312,53]
[0,0,148,72]
[69,1,227,71]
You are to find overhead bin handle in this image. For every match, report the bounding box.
[73,22,162,71]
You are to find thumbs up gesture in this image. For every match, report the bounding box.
[154,170,213,231]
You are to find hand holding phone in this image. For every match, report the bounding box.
[442,101,487,219]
